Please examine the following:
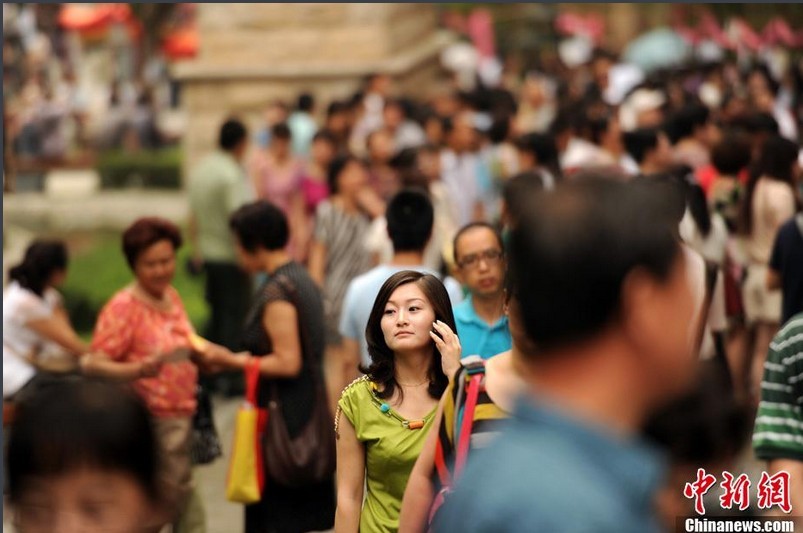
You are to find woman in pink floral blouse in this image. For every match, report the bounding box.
[82,217,207,532]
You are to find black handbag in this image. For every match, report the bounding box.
[189,384,223,465]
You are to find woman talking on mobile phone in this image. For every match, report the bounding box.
[334,270,461,533]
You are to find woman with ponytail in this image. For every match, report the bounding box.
[3,240,89,399]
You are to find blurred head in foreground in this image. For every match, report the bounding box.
[8,378,166,533]
[507,178,698,413]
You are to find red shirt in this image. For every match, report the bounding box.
[696,164,749,197]
[92,286,197,417]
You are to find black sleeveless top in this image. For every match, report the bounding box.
[240,261,326,437]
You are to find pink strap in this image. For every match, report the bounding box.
[454,374,482,478]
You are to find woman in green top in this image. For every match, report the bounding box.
[335,271,462,533]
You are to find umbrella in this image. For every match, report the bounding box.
[162,27,198,60]
[58,3,131,32]
[623,27,691,73]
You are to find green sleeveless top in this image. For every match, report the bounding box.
[336,376,437,533]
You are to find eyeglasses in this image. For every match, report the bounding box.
[457,249,504,269]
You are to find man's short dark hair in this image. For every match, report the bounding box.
[297,93,314,113]
[665,104,710,144]
[327,100,348,118]
[219,118,247,151]
[503,171,547,226]
[745,112,779,135]
[229,201,289,252]
[453,222,505,264]
[8,378,162,505]
[711,132,751,176]
[514,132,559,168]
[508,178,681,355]
[386,189,433,253]
[623,127,661,164]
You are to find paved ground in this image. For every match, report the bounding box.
[194,395,246,532]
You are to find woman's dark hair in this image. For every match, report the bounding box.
[739,135,800,235]
[363,271,456,402]
[122,217,182,270]
[271,122,292,141]
[8,377,162,504]
[229,200,289,252]
[312,129,336,146]
[327,153,359,195]
[756,135,799,184]
[711,132,751,176]
[8,240,68,297]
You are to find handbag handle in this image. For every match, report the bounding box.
[245,358,260,407]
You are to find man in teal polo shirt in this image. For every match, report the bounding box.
[452,222,511,360]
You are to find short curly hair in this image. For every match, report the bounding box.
[122,217,182,270]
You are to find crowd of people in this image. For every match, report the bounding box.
[3,3,178,169]
[3,37,803,533]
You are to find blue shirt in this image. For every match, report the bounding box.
[453,296,511,360]
[339,265,464,367]
[433,395,667,533]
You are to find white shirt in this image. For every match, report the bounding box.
[3,281,63,397]
[680,210,729,266]
[441,150,481,228]
[683,245,727,361]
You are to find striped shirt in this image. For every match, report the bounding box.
[753,314,803,461]
[313,199,373,345]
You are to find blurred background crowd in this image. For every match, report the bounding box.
[3,3,803,533]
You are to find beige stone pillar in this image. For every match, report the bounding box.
[173,3,453,182]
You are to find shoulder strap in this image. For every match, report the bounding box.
[454,373,483,478]
[433,359,486,487]
[694,259,718,357]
